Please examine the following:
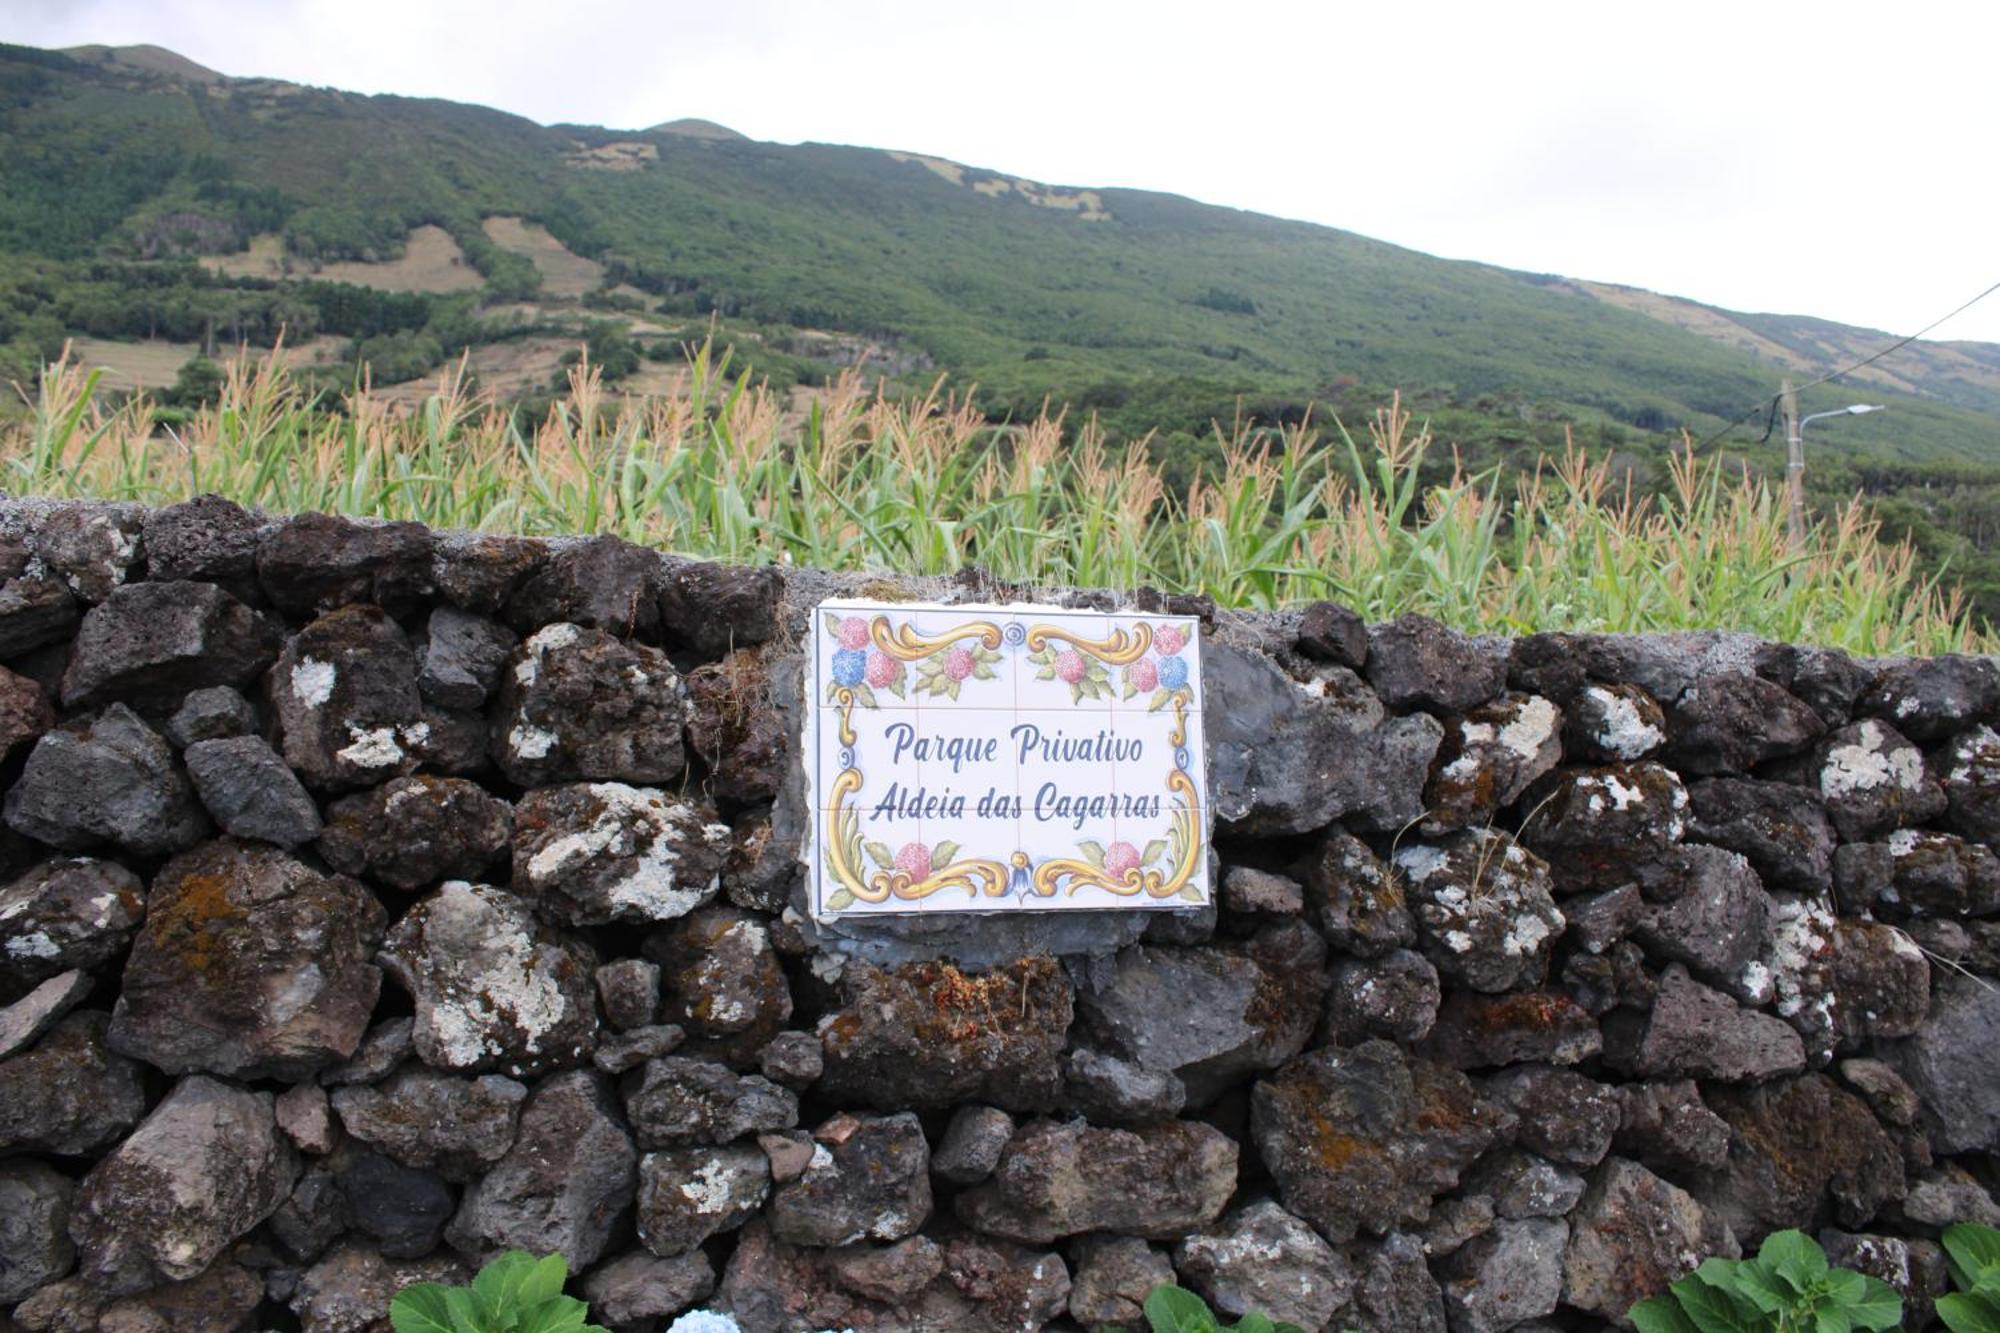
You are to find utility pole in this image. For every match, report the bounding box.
[1782,378,1803,548]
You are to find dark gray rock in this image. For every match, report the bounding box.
[329,1066,527,1181]
[660,558,784,656]
[758,1029,823,1089]
[1761,642,1874,728]
[0,575,76,667]
[1831,921,1930,1049]
[108,838,385,1079]
[1436,1217,1566,1333]
[933,1104,1015,1184]
[1421,693,1564,834]
[1890,972,2000,1153]
[957,1117,1235,1243]
[0,1157,73,1304]
[1222,864,1304,915]
[417,604,516,709]
[1604,964,1806,1083]
[339,1147,454,1259]
[685,647,790,805]
[0,1010,146,1155]
[1632,844,1772,989]
[1300,830,1417,958]
[1942,723,2000,844]
[1296,599,1369,667]
[1344,1231,1447,1333]
[1204,642,1441,836]
[637,1142,770,1256]
[1562,883,1645,955]
[31,505,143,603]
[446,1068,636,1270]
[140,493,261,589]
[1251,1041,1511,1242]
[504,534,665,640]
[1665,672,1825,775]
[582,1250,718,1329]
[1616,1080,1732,1173]
[648,905,792,1062]
[0,969,90,1059]
[268,604,432,791]
[1366,614,1509,713]
[1563,681,1667,762]
[1699,1074,1904,1243]
[595,958,660,1031]
[70,1074,297,1295]
[1858,654,2000,743]
[768,1111,931,1247]
[1464,1150,1585,1219]
[257,511,434,618]
[1068,1235,1173,1333]
[1394,830,1564,993]
[165,684,257,746]
[593,1022,686,1075]
[271,1162,349,1264]
[1521,762,1689,887]
[276,1080,335,1154]
[1899,1165,2000,1229]
[817,956,1073,1113]
[1877,828,2000,919]
[1838,1058,1922,1128]
[379,881,599,1078]
[321,1015,413,1087]
[1563,1158,1735,1323]
[1420,1195,1497,1258]
[183,735,323,847]
[5,704,208,856]
[432,531,547,615]
[15,1259,264,1332]
[288,1243,471,1333]
[0,663,52,766]
[318,774,511,891]
[1072,922,1327,1104]
[1176,1199,1352,1331]
[492,623,689,786]
[1765,893,1841,1066]
[512,783,730,928]
[624,1055,799,1147]
[1062,1045,1187,1124]
[60,580,280,709]
[1820,1230,1949,1332]
[0,857,143,1001]
[1419,989,1601,1069]
[1323,949,1441,1046]
[1686,776,1836,894]
[1814,719,1949,841]
[1484,1065,1621,1166]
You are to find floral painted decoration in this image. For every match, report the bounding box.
[1124,622,1193,712]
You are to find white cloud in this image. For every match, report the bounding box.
[9,0,2000,339]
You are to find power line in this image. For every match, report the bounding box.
[1689,274,2000,453]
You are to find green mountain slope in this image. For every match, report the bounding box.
[3,39,1998,470]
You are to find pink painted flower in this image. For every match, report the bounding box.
[894,842,932,879]
[1104,841,1141,876]
[1055,649,1087,684]
[838,617,871,650]
[865,650,902,688]
[944,646,977,681]
[1128,658,1159,692]
[1153,624,1187,655]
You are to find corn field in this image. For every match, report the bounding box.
[3,343,1987,655]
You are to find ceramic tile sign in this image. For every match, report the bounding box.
[804,599,1209,918]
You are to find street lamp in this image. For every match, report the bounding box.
[1785,395,1886,546]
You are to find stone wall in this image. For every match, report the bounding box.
[0,496,1996,1332]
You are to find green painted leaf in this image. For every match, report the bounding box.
[1142,1284,1222,1333]
[1037,665,1056,680]
[388,1285,458,1333]
[1937,1290,2000,1333]
[853,682,879,709]
[1123,678,1138,699]
[1945,1224,2000,1292]
[1149,687,1170,712]
[933,841,960,866]
[1179,884,1205,902]
[886,676,906,698]
[823,612,841,635]
[1628,1296,1702,1333]
[825,887,855,911]
[865,841,894,870]
[1141,839,1167,866]
[1079,840,1106,869]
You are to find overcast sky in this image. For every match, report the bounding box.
[11,0,2000,341]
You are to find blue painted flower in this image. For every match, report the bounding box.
[1157,654,1189,689]
[831,649,866,686]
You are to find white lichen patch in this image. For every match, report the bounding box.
[526,784,711,922]
[507,723,560,760]
[1821,720,1922,799]
[1766,895,1836,1035]
[336,721,429,769]
[1395,845,1450,885]
[679,1157,758,1214]
[1586,686,1665,759]
[4,930,60,958]
[1503,908,1560,957]
[291,658,337,708]
[417,883,574,1068]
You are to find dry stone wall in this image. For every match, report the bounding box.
[0,496,1997,1332]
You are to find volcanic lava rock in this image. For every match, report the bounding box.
[319,774,512,890]
[1300,830,1417,958]
[659,557,784,657]
[0,856,143,1000]
[956,1117,1236,1243]
[512,782,730,926]
[329,1066,527,1181]
[1421,693,1563,834]
[1175,1200,1352,1331]
[767,1111,931,1247]
[637,1142,770,1256]
[60,579,280,709]
[0,1010,146,1155]
[504,534,665,640]
[268,604,434,791]
[5,704,208,856]
[183,734,323,847]
[1815,719,1949,841]
[1393,830,1564,993]
[1664,671,1824,775]
[1685,776,1837,894]
[416,604,517,709]
[1365,614,1509,713]
[624,1055,799,1147]
[1562,1157,1735,1322]
[257,511,434,618]
[1603,964,1806,1083]
[31,505,142,603]
[493,623,689,786]
[648,905,792,1062]
[1563,681,1667,762]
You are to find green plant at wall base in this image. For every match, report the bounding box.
[1125,1284,1309,1333]
[1938,1222,2000,1332]
[1628,1229,1900,1333]
[390,1249,607,1333]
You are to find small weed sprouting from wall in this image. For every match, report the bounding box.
[4,343,1983,654]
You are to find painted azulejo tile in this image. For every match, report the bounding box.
[805,599,1209,919]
